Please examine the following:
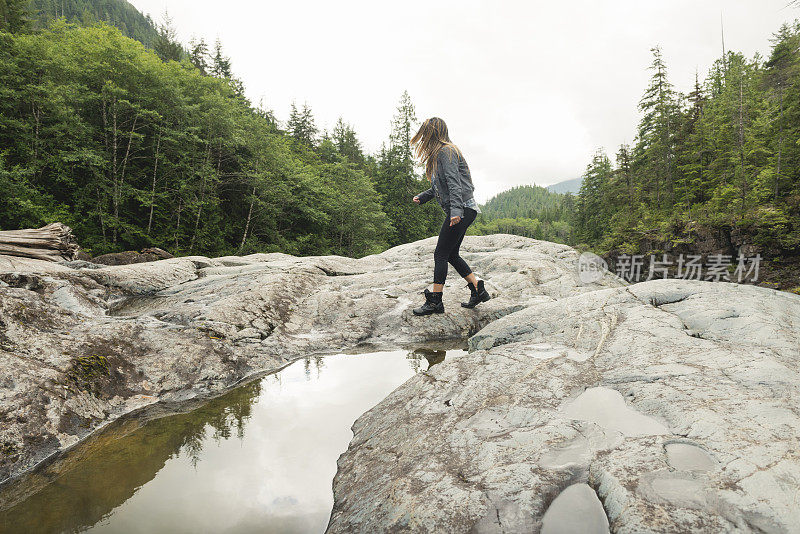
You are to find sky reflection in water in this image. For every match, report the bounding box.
[0,348,461,534]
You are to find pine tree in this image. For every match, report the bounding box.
[764,23,800,200]
[675,72,710,210]
[615,144,634,201]
[332,117,365,166]
[0,0,29,32]
[574,149,612,243]
[211,38,232,78]
[374,92,440,246]
[389,90,416,163]
[189,37,209,75]
[153,12,182,62]
[635,47,680,208]
[287,102,318,147]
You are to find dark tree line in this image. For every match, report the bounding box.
[26,0,158,44]
[572,22,800,255]
[472,18,800,259]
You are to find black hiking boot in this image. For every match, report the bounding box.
[461,280,491,308]
[413,289,444,316]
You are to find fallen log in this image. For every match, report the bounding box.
[0,223,80,262]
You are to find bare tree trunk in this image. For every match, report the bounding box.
[738,76,747,210]
[110,112,139,243]
[189,144,213,253]
[96,187,106,243]
[174,197,182,251]
[111,98,119,244]
[775,87,783,201]
[32,100,41,170]
[147,131,161,235]
[119,114,139,189]
[102,98,109,150]
[239,186,256,252]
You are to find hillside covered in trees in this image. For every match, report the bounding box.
[2,0,800,289]
[468,185,573,244]
[27,0,158,45]
[0,0,441,257]
[570,22,800,285]
[475,19,800,289]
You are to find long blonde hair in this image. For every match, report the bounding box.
[411,117,461,181]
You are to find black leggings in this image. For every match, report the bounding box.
[433,207,477,285]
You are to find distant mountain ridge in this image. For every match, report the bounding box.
[470,184,573,243]
[479,184,567,220]
[545,177,582,194]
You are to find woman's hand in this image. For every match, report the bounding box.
[449,215,461,226]
[413,196,420,204]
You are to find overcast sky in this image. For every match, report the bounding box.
[129,0,797,202]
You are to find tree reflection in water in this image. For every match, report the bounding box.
[0,379,262,533]
[0,347,463,534]
[407,347,447,371]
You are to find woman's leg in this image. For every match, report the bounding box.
[432,215,454,292]
[447,208,477,282]
[418,209,483,315]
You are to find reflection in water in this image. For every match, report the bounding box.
[0,348,463,534]
[0,380,262,534]
[406,348,447,372]
[541,483,610,534]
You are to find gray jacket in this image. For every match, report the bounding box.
[416,146,476,219]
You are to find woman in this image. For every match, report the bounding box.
[410,117,491,316]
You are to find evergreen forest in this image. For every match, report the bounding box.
[2,0,800,289]
[0,0,441,257]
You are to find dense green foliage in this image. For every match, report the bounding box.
[28,0,159,46]
[0,19,440,257]
[573,23,800,254]
[373,91,442,245]
[476,20,800,260]
[469,185,573,243]
[8,0,796,267]
[1,0,29,32]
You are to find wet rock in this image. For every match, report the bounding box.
[541,483,609,534]
[328,279,800,533]
[90,247,173,266]
[559,386,669,437]
[0,235,620,483]
[665,442,717,472]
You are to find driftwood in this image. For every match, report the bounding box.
[0,223,80,262]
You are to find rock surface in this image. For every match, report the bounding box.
[2,234,798,533]
[327,278,800,533]
[0,235,619,487]
[90,247,173,266]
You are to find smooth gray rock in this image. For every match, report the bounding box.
[327,279,800,533]
[0,235,619,486]
[3,235,798,533]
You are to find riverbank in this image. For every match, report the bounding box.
[0,235,619,485]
